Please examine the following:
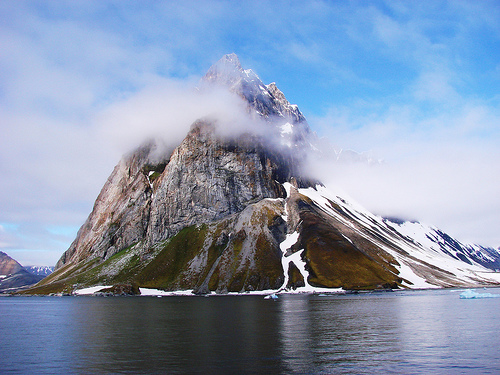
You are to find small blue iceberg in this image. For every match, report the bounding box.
[459,289,500,299]
[264,293,279,300]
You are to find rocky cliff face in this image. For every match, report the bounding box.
[31,54,500,295]
[144,120,292,247]
[56,141,159,267]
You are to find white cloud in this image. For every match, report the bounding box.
[1,0,499,268]
[94,78,264,153]
[4,249,65,268]
[412,70,461,103]
[310,98,500,247]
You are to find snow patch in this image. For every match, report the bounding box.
[278,231,341,294]
[474,272,500,283]
[396,262,438,289]
[73,285,112,295]
[280,122,293,135]
[139,288,194,296]
[282,182,293,198]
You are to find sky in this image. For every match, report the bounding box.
[1,0,499,266]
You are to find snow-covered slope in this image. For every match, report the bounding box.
[291,184,500,289]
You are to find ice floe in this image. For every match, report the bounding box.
[459,289,500,299]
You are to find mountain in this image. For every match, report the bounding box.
[24,266,54,276]
[0,252,48,292]
[0,251,23,276]
[27,54,500,295]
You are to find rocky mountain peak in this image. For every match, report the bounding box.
[202,53,254,88]
[210,53,242,72]
[52,55,321,272]
[266,82,286,104]
[0,252,50,293]
[0,251,23,276]
[202,54,314,154]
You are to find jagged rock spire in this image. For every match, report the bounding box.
[202,53,310,132]
[203,53,244,84]
[216,53,242,70]
[202,53,262,93]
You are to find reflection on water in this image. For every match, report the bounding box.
[279,294,402,373]
[394,289,500,373]
[74,297,286,374]
[1,289,500,374]
[279,295,315,372]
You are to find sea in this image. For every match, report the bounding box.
[1,288,500,374]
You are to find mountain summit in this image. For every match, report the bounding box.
[29,55,500,295]
[202,54,312,150]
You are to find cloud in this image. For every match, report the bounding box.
[94,77,268,153]
[309,97,500,247]
[0,221,77,266]
[411,70,461,103]
[1,0,499,268]
[290,2,500,248]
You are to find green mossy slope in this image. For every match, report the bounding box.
[293,194,402,290]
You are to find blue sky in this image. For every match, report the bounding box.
[1,0,499,265]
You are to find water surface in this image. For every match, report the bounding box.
[1,288,499,374]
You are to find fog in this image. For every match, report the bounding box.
[95,79,264,156]
[306,105,500,248]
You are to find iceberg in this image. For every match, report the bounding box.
[264,293,279,300]
[459,289,500,299]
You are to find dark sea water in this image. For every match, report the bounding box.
[1,288,500,374]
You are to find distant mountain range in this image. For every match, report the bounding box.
[25,54,500,295]
[24,265,55,276]
[0,251,53,292]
